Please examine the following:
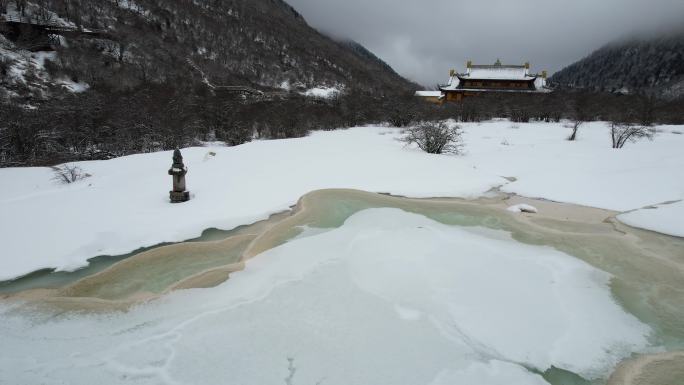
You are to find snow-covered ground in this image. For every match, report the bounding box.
[463,122,684,212]
[0,127,500,281]
[0,209,650,384]
[618,200,684,237]
[461,122,684,236]
[0,121,683,280]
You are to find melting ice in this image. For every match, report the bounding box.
[0,208,650,385]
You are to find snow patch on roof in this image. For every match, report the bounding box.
[415,91,442,97]
[463,67,534,81]
[534,77,547,90]
[440,75,461,91]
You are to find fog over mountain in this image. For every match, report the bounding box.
[550,29,684,98]
[287,0,684,86]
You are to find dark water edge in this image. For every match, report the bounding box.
[541,366,596,385]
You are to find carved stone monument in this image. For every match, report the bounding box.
[168,149,190,203]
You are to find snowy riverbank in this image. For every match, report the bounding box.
[1,121,683,280]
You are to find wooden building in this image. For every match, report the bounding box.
[413,90,443,104]
[416,60,549,103]
[441,60,548,101]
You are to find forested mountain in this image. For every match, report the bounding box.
[549,29,684,98]
[0,0,414,98]
[0,0,416,166]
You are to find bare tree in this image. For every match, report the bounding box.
[610,122,655,149]
[387,93,417,127]
[638,94,657,127]
[402,121,463,154]
[567,120,583,141]
[35,0,54,24]
[219,120,253,146]
[15,0,27,17]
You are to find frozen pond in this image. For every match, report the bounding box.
[1,189,683,385]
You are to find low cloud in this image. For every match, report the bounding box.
[287,0,684,86]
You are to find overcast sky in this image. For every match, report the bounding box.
[286,0,684,87]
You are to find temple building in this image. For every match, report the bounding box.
[415,59,549,103]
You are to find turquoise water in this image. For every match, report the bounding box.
[2,189,683,384]
[0,228,239,294]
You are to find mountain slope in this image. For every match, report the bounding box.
[550,30,684,98]
[0,0,420,166]
[0,0,414,99]
[339,39,398,77]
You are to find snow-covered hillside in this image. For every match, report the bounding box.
[0,0,412,101]
[1,121,683,281]
[0,41,86,100]
[549,29,684,98]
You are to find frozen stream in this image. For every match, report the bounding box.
[1,190,683,385]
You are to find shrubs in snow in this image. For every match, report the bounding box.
[610,122,655,149]
[52,164,89,184]
[402,121,463,155]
